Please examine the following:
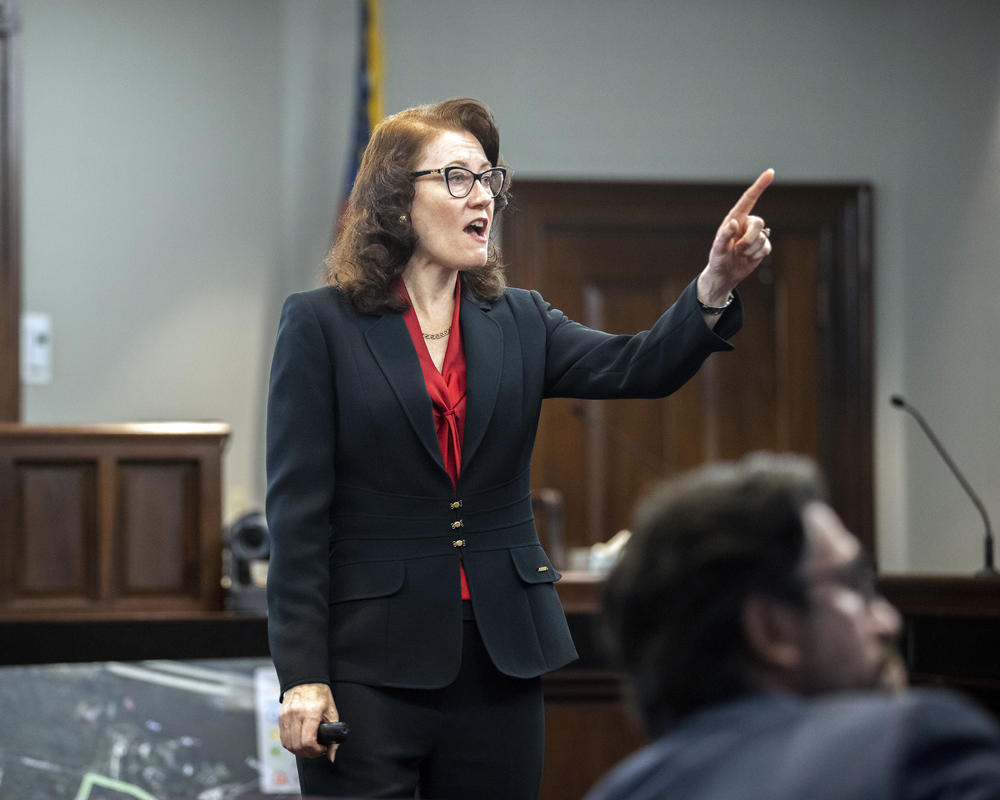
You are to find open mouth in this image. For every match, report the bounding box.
[464,220,487,239]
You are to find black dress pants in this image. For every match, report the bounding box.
[297,605,545,799]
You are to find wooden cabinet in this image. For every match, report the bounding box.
[0,423,229,618]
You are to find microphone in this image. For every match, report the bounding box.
[890,394,996,576]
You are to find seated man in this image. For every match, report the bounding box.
[587,452,1000,800]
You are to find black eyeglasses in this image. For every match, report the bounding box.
[410,166,507,199]
[805,556,879,606]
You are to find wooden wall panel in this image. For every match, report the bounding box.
[16,460,97,598]
[116,461,199,597]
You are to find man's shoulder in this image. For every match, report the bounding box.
[582,736,676,800]
[584,691,1000,800]
[583,696,800,800]
[810,687,997,730]
[774,688,1000,759]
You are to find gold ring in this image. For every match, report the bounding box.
[762,227,771,238]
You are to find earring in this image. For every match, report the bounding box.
[399,214,408,224]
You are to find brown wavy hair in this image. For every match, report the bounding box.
[325,97,511,312]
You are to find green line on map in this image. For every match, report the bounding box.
[75,772,161,800]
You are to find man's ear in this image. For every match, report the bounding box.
[741,594,803,672]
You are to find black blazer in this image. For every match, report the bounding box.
[265,277,741,698]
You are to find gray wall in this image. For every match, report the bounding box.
[20,0,1000,573]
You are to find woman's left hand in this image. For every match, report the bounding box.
[697,169,775,306]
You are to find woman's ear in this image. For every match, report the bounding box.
[741,593,803,673]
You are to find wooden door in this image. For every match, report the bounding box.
[502,180,873,555]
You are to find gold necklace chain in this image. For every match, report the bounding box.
[422,326,451,340]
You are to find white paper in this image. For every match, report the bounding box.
[254,665,300,794]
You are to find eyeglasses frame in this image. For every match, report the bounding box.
[410,165,508,199]
[802,555,880,606]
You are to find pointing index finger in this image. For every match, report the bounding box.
[727,168,775,221]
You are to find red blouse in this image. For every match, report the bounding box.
[401,280,471,599]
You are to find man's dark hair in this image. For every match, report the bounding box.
[602,452,825,734]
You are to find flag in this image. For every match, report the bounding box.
[334,0,383,242]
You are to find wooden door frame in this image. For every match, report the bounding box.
[501,179,874,553]
[0,0,21,422]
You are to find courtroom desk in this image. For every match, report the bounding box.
[557,573,1000,716]
[0,572,610,668]
[879,574,1000,716]
[7,573,999,798]
[0,574,637,800]
[0,611,270,666]
[542,571,645,800]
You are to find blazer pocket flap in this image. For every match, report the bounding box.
[329,560,405,603]
[510,546,562,584]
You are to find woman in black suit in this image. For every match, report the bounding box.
[266,97,773,799]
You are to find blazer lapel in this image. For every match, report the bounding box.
[460,292,503,472]
[364,312,446,473]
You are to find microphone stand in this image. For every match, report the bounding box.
[891,395,997,577]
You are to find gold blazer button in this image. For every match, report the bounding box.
[452,539,466,548]
[450,520,464,529]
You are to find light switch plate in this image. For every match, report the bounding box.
[21,311,53,385]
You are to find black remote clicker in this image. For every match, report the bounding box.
[317,721,350,745]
